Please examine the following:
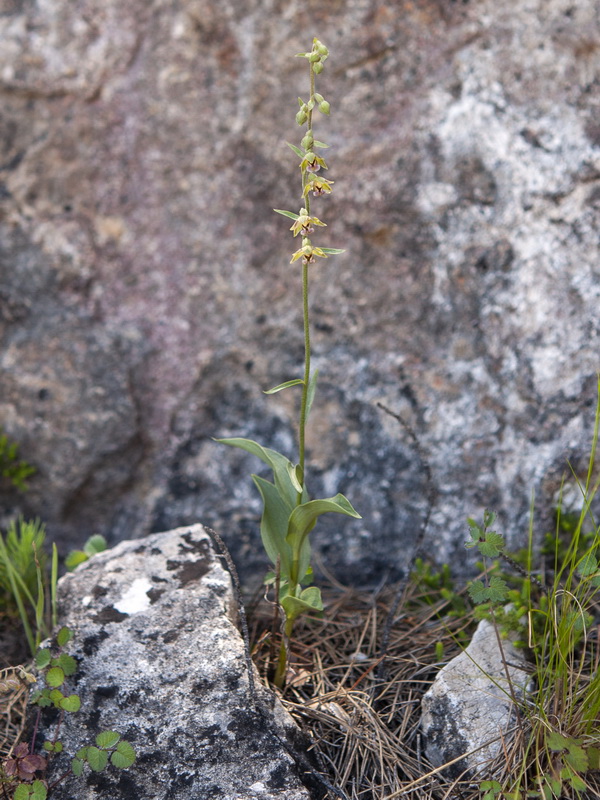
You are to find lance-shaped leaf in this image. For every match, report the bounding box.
[286,494,361,583]
[216,437,301,509]
[285,142,305,158]
[264,378,304,395]
[319,248,345,255]
[274,208,300,220]
[252,475,293,577]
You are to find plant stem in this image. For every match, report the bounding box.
[274,616,295,689]
[297,59,315,497]
[298,261,311,490]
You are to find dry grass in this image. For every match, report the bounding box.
[250,576,600,800]
[0,666,31,762]
[250,578,484,799]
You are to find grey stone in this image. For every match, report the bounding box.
[421,618,532,778]
[0,0,599,585]
[38,524,314,800]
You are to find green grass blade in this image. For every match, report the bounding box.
[585,374,600,495]
[51,543,58,630]
[0,535,36,655]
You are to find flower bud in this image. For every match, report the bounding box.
[316,43,329,57]
[309,52,321,63]
[314,93,324,103]
[312,61,324,74]
[318,100,330,114]
[296,109,307,125]
[301,133,314,150]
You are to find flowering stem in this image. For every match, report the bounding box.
[297,59,315,495]
[298,262,310,491]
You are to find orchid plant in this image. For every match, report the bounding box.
[217,38,360,688]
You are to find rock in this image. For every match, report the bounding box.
[38,524,315,800]
[0,0,599,584]
[421,618,531,778]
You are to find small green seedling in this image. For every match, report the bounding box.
[65,534,107,571]
[1,626,136,798]
[217,38,360,687]
[0,430,35,491]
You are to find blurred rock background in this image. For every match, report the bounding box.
[0,0,599,587]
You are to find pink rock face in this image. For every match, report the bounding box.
[0,1,598,581]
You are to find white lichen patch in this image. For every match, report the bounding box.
[113,577,153,615]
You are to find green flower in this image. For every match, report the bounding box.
[290,238,329,265]
[290,209,327,237]
[303,176,334,198]
[300,152,328,173]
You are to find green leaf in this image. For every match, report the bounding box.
[13,782,47,800]
[577,552,598,577]
[588,747,600,770]
[86,745,109,772]
[547,731,569,751]
[252,475,293,576]
[274,208,300,221]
[318,248,345,255]
[480,781,502,800]
[35,648,52,669]
[84,534,107,556]
[30,689,51,707]
[49,688,64,706]
[46,666,65,688]
[287,494,361,546]
[43,740,63,753]
[216,437,301,509]
[299,585,323,610]
[96,730,121,748]
[111,740,136,769]
[281,586,323,622]
[285,142,305,158]
[264,378,304,394]
[56,653,77,676]
[479,531,505,558]
[31,780,48,800]
[60,694,81,712]
[312,140,330,148]
[286,494,361,583]
[56,626,73,647]
[65,550,88,571]
[467,576,507,604]
[564,742,588,772]
[305,369,319,421]
[560,765,587,791]
[71,757,85,776]
[483,509,496,528]
[465,518,482,547]
[487,575,508,602]
[286,462,304,494]
[468,579,488,604]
